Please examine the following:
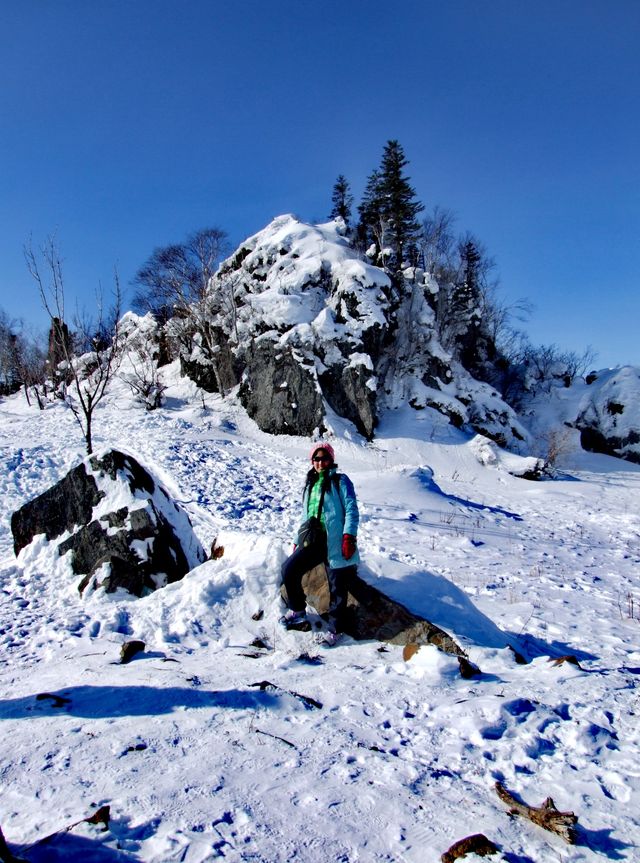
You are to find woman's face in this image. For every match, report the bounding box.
[312,450,332,469]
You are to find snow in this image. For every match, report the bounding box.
[214,217,390,398]
[1,369,640,862]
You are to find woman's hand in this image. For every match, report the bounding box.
[342,534,357,560]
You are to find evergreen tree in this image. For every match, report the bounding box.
[377,140,424,270]
[450,237,497,374]
[357,141,424,271]
[454,239,482,320]
[329,175,353,227]
[356,169,384,256]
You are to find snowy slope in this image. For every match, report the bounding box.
[1,368,639,862]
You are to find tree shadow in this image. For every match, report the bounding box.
[575,824,633,860]
[0,685,277,721]
[412,467,523,520]
[513,632,598,664]
[13,832,139,862]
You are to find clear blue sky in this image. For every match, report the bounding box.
[1,0,638,369]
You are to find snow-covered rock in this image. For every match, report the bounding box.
[206,215,527,448]
[524,365,640,465]
[575,366,640,463]
[11,449,206,596]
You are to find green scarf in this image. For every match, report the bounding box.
[307,471,327,526]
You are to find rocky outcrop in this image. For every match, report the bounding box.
[579,425,640,464]
[319,360,377,440]
[11,450,206,596]
[180,325,239,395]
[195,216,529,450]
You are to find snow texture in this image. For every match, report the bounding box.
[1,357,640,861]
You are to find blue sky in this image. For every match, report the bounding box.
[1,0,638,369]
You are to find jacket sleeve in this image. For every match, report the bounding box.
[338,473,359,537]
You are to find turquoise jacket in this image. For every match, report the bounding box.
[298,466,360,569]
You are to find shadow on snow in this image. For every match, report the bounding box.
[413,467,524,521]
[0,685,277,720]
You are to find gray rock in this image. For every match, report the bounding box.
[180,325,239,394]
[11,461,104,555]
[320,361,377,440]
[11,450,206,597]
[239,341,324,436]
[569,367,640,464]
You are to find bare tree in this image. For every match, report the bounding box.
[24,236,123,454]
[119,315,167,410]
[419,206,457,276]
[0,309,49,406]
[131,227,229,323]
[14,331,48,408]
[132,227,242,395]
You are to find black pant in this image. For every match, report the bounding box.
[281,543,356,632]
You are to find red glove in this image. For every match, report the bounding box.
[342,534,357,560]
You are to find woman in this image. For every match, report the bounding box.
[281,442,360,645]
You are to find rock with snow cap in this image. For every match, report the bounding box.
[573,366,640,464]
[11,449,206,597]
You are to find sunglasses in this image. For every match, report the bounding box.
[312,454,331,463]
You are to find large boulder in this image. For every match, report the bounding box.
[283,564,477,674]
[11,449,206,596]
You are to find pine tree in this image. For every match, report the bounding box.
[329,175,353,227]
[454,239,482,320]
[356,141,424,271]
[377,140,424,270]
[356,169,384,256]
[450,238,496,374]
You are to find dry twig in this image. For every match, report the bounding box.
[495,781,577,843]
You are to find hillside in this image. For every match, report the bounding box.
[170,214,640,464]
[1,366,639,861]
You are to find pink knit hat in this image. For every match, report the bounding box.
[310,442,335,464]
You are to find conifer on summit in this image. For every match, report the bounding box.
[329,175,353,228]
[357,140,424,272]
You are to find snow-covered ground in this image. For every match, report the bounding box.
[1,366,639,862]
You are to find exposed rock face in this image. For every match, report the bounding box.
[11,450,206,596]
[319,361,377,440]
[179,326,239,394]
[239,341,324,436]
[579,425,640,464]
[11,462,104,555]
